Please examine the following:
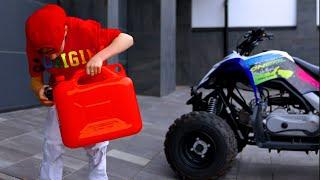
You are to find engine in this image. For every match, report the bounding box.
[265,109,319,136]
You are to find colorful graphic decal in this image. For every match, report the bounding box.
[42,49,94,69]
[250,58,286,73]
[244,53,283,67]
[296,67,320,89]
[248,57,293,85]
[253,66,294,84]
[238,52,318,95]
[277,68,294,79]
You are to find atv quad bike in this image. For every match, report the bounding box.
[164,29,319,179]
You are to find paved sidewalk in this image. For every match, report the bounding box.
[0,86,319,180]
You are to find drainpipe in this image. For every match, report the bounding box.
[224,0,229,56]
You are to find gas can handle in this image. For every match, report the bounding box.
[71,65,123,84]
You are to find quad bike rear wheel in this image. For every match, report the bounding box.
[164,111,237,180]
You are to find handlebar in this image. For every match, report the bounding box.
[237,28,273,56]
[244,29,273,41]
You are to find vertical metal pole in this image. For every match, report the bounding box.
[224,0,229,56]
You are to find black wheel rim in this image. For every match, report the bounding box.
[179,131,217,169]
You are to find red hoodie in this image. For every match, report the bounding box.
[25,5,121,85]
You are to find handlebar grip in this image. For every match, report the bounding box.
[244,31,252,38]
[266,33,274,40]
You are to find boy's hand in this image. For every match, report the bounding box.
[38,85,54,106]
[86,55,104,76]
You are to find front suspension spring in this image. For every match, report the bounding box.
[207,97,218,114]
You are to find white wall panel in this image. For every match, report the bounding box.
[229,0,296,27]
[191,0,225,28]
[192,0,297,28]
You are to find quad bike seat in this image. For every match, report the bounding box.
[293,57,320,80]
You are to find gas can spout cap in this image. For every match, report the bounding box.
[56,75,65,82]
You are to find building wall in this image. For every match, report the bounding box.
[107,0,128,66]
[127,0,161,95]
[60,0,129,65]
[160,0,176,96]
[0,0,57,112]
[177,0,319,86]
[60,0,108,27]
[177,0,225,85]
[127,0,176,96]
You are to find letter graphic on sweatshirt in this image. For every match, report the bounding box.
[86,49,93,59]
[60,53,70,68]
[69,51,80,67]
[79,50,87,64]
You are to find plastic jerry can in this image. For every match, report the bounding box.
[53,64,143,148]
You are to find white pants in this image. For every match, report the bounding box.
[40,106,109,180]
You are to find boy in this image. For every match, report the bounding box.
[25,4,134,180]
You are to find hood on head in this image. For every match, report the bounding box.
[25,4,67,52]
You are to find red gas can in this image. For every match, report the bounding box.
[53,64,142,148]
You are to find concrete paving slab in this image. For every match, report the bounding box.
[63,165,127,180]
[0,108,46,121]
[106,156,145,179]
[115,132,163,160]
[133,170,176,180]
[0,118,7,123]
[270,151,319,180]
[141,152,177,179]
[63,165,89,180]
[0,131,43,156]
[0,157,74,179]
[33,153,88,171]
[237,146,274,180]
[108,137,132,151]
[63,147,89,162]
[0,118,42,132]
[0,145,32,169]
[0,172,20,180]
[0,122,29,142]
[107,149,150,166]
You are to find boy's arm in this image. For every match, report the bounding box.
[26,41,53,106]
[31,76,44,94]
[86,33,134,75]
[30,75,54,106]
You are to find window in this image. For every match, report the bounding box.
[229,0,297,27]
[191,0,297,28]
[191,0,225,28]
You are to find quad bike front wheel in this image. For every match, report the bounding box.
[164,111,237,180]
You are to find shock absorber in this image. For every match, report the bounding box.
[207,97,218,113]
